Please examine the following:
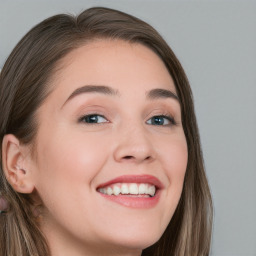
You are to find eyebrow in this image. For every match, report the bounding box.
[62,85,179,107]
[146,88,179,102]
[62,85,119,107]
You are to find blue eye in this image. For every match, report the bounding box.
[146,115,175,126]
[79,114,108,124]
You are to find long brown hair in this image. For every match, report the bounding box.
[0,7,212,256]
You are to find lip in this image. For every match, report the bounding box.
[97,174,164,189]
[96,175,163,209]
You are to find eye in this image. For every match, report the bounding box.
[146,115,176,126]
[79,114,108,124]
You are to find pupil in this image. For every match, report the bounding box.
[86,115,98,123]
[153,117,164,125]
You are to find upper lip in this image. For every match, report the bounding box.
[97,174,164,190]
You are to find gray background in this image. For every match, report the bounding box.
[0,0,255,255]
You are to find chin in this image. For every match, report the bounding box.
[99,225,164,252]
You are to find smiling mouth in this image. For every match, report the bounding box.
[96,175,164,206]
[97,183,156,197]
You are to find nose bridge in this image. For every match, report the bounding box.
[113,120,155,163]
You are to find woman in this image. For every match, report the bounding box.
[0,7,212,256]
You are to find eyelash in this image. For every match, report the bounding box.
[146,115,177,126]
[78,113,177,127]
[78,114,108,124]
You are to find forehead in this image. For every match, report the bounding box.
[48,39,176,101]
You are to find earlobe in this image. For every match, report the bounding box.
[2,134,35,194]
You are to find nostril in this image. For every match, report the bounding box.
[123,156,133,160]
[122,155,152,161]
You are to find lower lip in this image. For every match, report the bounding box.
[98,190,161,209]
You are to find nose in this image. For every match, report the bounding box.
[113,124,156,164]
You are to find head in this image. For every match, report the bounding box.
[0,7,212,256]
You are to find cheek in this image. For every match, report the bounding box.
[32,130,112,232]
[159,134,188,176]
[34,129,110,195]
[158,134,188,204]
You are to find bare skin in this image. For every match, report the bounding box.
[3,40,188,256]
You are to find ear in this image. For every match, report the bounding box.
[2,134,35,194]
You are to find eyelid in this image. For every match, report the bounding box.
[78,113,109,124]
[145,107,176,121]
[146,114,177,126]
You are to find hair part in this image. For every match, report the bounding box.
[0,7,212,256]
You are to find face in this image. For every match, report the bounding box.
[28,40,188,255]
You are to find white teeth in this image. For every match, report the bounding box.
[138,183,147,194]
[98,183,156,197]
[113,186,121,196]
[148,185,156,196]
[107,187,113,195]
[129,183,139,194]
[121,184,129,194]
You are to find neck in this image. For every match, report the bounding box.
[49,241,142,256]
